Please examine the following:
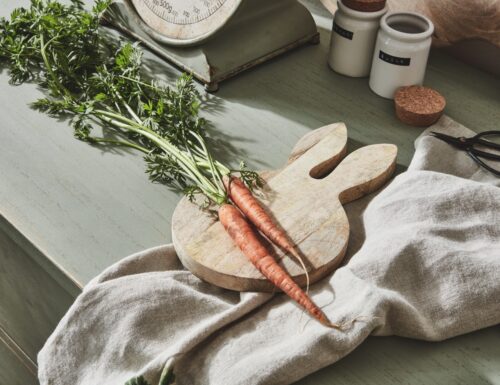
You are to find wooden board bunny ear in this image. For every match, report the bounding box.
[325,144,398,204]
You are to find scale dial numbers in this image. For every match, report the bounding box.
[146,0,224,25]
[130,0,242,46]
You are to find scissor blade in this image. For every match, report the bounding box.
[429,131,465,148]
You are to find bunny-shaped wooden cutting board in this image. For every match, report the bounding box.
[172,123,397,292]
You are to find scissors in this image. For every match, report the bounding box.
[430,130,500,177]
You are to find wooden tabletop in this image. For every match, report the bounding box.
[0,1,499,384]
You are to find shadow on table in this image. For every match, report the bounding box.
[138,52,266,169]
[1,23,259,176]
[207,25,499,168]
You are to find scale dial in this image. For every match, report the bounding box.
[130,0,242,46]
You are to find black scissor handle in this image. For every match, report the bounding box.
[467,131,500,176]
[469,148,500,161]
[472,130,500,151]
[468,150,500,177]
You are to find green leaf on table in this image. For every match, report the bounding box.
[125,375,150,385]
[159,358,175,385]
[124,361,175,385]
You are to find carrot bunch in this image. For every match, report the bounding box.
[220,177,336,327]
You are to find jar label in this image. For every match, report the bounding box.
[379,51,411,66]
[333,22,353,40]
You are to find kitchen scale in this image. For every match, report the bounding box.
[103,0,319,91]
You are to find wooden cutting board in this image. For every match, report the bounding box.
[172,123,397,292]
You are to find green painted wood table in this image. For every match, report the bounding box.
[1,1,499,384]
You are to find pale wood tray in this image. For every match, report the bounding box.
[172,123,397,292]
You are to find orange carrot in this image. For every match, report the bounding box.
[223,176,310,288]
[218,204,338,327]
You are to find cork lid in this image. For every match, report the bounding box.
[394,86,446,127]
[342,0,387,12]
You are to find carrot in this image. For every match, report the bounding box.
[223,176,310,289]
[218,204,338,327]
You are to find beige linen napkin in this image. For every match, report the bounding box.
[38,116,500,385]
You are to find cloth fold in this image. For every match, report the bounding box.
[38,116,500,385]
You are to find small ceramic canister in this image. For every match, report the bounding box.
[328,0,388,77]
[369,12,434,99]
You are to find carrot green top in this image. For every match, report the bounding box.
[0,0,260,206]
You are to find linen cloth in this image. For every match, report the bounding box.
[38,116,500,385]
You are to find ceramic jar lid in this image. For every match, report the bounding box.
[343,0,386,12]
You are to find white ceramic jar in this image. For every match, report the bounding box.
[369,12,434,98]
[328,0,388,77]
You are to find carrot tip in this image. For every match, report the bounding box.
[322,320,342,329]
[325,315,378,330]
